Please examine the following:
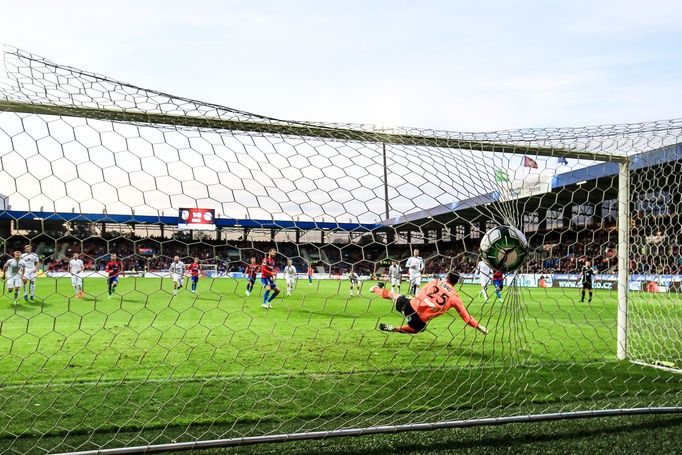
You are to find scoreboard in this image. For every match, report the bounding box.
[178,208,216,231]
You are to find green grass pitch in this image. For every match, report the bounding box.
[0,277,680,453]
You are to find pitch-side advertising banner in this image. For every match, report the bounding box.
[459,274,682,293]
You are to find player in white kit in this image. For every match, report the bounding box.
[405,249,424,295]
[69,252,85,298]
[4,251,24,304]
[476,259,492,301]
[349,268,361,297]
[169,256,186,296]
[20,245,39,301]
[387,260,402,293]
[284,259,297,296]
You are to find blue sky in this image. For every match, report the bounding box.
[1,0,680,131]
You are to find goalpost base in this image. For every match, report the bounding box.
[631,360,682,375]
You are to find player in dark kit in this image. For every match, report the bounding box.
[261,249,280,308]
[245,257,259,296]
[187,258,202,293]
[105,253,125,298]
[580,260,596,303]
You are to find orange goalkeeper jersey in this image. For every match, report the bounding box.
[410,279,480,328]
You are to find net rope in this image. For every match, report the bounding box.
[0,47,680,454]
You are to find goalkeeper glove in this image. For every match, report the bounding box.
[478,325,488,335]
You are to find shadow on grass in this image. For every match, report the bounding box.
[319,415,682,455]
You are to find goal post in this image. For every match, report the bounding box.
[621,144,682,373]
[0,46,680,454]
[617,160,630,361]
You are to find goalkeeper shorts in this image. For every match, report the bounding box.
[395,295,426,333]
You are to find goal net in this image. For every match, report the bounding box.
[0,47,680,454]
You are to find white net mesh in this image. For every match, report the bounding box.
[627,147,682,371]
[0,47,680,454]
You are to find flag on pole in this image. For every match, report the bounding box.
[523,156,539,169]
[494,169,510,182]
[557,156,568,165]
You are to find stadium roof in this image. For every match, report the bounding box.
[384,142,682,229]
[0,210,381,232]
[4,143,678,235]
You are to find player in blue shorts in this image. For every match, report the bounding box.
[105,253,125,298]
[260,249,280,308]
[492,270,504,302]
[187,258,202,293]
[307,264,314,285]
[244,257,259,296]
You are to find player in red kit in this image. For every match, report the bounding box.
[492,270,504,302]
[260,248,280,308]
[370,272,488,335]
[105,253,125,299]
[307,264,314,285]
[245,257,259,296]
[187,258,202,293]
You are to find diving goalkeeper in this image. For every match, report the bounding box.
[370,272,488,335]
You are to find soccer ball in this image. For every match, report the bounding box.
[479,225,528,273]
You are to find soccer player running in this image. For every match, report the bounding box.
[307,264,314,285]
[284,259,297,296]
[105,254,125,298]
[169,256,186,296]
[492,270,504,303]
[476,258,492,301]
[388,260,402,293]
[4,251,24,304]
[69,252,84,298]
[20,245,39,301]
[349,268,361,297]
[245,257,259,296]
[405,248,425,295]
[187,257,202,293]
[261,248,280,309]
[371,272,488,335]
[579,260,596,303]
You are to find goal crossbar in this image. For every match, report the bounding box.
[0,100,626,163]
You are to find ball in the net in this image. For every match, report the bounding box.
[479,225,529,273]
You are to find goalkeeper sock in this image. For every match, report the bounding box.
[395,324,418,334]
